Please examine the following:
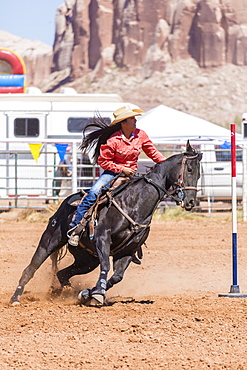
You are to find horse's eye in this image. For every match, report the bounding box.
[188,166,192,173]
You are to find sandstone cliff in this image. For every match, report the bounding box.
[46,0,247,127]
[2,0,247,127]
[52,0,247,80]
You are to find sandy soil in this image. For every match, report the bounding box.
[1,215,247,369]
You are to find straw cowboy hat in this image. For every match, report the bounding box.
[110,105,145,126]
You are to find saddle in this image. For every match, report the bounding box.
[69,175,130,209]
[70,175,145,264]
[78,175,131,237]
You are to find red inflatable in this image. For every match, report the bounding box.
[0,86,24,93]
[0,48,26,93]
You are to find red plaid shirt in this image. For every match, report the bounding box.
[98,129,166,173]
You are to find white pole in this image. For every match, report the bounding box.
[218,125,247,297]
[230,124,238,290]
[72,141,78,193]
[207,195,211,216]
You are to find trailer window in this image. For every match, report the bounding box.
[68,117,111,132]
[215,145,242,161]
[14,118,39,137]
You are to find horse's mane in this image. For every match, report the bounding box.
[134,147,201,181]
[112,154,183,197]
[144,152,184,175]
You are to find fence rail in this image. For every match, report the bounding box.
[0,139,244,214]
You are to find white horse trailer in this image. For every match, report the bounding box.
[0,88,140,199]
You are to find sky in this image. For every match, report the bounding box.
[0,0,63,46]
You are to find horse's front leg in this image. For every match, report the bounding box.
[105,255,133,293]
[83,232,111,305]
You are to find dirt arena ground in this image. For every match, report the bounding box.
[1,211,247,369]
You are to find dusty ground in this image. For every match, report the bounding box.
[1,214,247,369]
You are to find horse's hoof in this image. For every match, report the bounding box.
[49,287,63,297]
[91,293,104,306]
[61,285,74,298]
[11,300,20,306]
[78,289,91,305]
[78,290,104,306]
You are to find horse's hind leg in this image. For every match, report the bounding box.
[10,228,66,305]
[10,245,50,305]
[57,260,99,287]
[49,249,65,295]
[57,247,99,288]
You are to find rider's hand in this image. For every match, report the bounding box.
[122,167,135,176]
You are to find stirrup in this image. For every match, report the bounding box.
[67,223,86,246]
[68,233,80,247]
[67,226,77,239]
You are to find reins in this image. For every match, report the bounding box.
[143,153,200,205]
[107,152,200,254]
[78,151,200,256]
[106,192,150,255]
[143,176,181,203]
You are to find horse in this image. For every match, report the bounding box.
[53,153,95,197]
[53,160,72,197]
[10,141,202,306]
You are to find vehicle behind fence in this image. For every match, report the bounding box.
[0,139,244,213]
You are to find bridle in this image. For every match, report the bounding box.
[175,153,200,190]
[77,152,201,257]
[143,152,201,206]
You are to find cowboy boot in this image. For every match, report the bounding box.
[68,219,87,246]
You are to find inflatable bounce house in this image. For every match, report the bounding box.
[0,48,26,93]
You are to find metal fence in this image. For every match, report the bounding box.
[0,139,244,213]
[0,140,99,209]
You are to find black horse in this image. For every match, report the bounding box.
[10,141,202,306]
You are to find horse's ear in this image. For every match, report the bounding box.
[186,140,193,153]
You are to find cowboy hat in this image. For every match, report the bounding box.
[110,105,145,126]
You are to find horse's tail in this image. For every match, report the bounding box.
[50,246,68,274]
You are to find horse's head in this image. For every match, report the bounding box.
[142,140,202,211]
[179,140,202,211]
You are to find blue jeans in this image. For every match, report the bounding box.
[70,170,117,227]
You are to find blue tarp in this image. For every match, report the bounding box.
[220,141,231,149]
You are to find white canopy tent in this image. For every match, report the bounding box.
[136,105,241,144]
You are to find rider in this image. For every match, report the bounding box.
[68,105,166,246]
